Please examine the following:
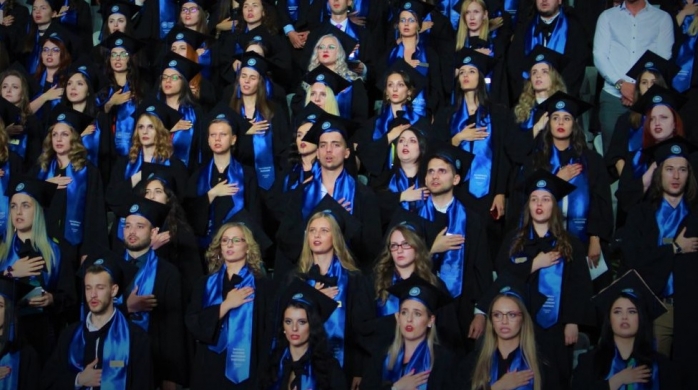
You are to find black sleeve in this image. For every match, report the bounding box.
[39,324,81,389]
[185,276,223,345]
[615,161,647,215]
[154,264,188,384]
[586,151,614,242]
[571,350,609,390]
[560,236,594,326]
[605,113,631,181]
[345,272,375,380]
[80,165,109,258]
[350,80,370,124]
[128,325,155,389]
[19,345,40,390]
[560,15,591,97]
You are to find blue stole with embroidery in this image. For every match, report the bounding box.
[8,132,28,159]
[0,350,20,390]
[0,160,10,237]
[198,45,212,79]
[550,147,591,243]
[388,42,429,77]
[271,349,316,390]
[58,0,78,26]
[171,104,196,167]
[1,234,60,291]
[529,228,565,329]
[451,100,492,198]
[158,0,176,38]
[242,106,275,190]
[286,0,300,22]
[673,12,696,93]
[127,250,158,331]
[336,81,354,119]
[68,310,131,390]
[383,339,431,390]
[205,265,255,383]
[628,121,646,179]
[388,168,423,211]
[283,161,320,193]
[301,168,356,219]
[306,257,347,365]
[376,273,401,316]
[489,348,533,389]
[373,106,422,169]
[524,12,568,55]
[196,157,246,238]
[656,198,689,297]
[111,83,137,156]
[605,348,660,390]
[27,30,41,74]
[82,117,101,167]
[418,197,467,297]
[37,160,87,245]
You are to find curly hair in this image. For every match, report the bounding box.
[297,212,358,273]
[308,34,359,81]
[0,70,33,124]
[373,225,437,303]
[205,222,264,276]
[0,125,10,163]
[38,123,88,171]
[532,120,587,171]
[105,50,144,103]
[34,38,72,85]
[514,64,567,124]
[128,113,173,163]
[508,195,574,261]
[455,0,490,50]
[264,300,334,390]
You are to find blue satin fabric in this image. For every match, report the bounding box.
[451,100,492,198]
[270,349,317,390]
[530,228,564,329]
[383,339,431,390]
[656,198,688,297]
[198,45,212,79]
[418,197,467,297]
[373,106,421,169]
[489,348,533,389]
[519,106,539,132]
[58,0,78,26]
[283,161,321,193]
[673,12,696,93]
[0,351,19,390]
[1,234,61,291]
[376,273,401,317]
[286,0,300,22]
[204,265,255,383]
[196,157,246,237]
[82,118,101,167]
[343,24,361,61]
[36,71,60,119]
[627,120,646,179]
[26,30,40,74]
[242,106,275,190]
[158,0,176,38]
[8,133,27,159]
[605,348,660,390]
[550,147,590,243]
[524,11,568,55]
[111,83,137,156]
[68,310,131,389]
[170,104,196,167]
[37,160,87,245]
[127,249,158,331]
[0,160,11,237]
[388,168,423,211]
[351,0,369,18]
[335,82,354,119]
[301,167,356,219]
[388,42,428,77]
[306,257,348,366]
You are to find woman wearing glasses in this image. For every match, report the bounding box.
[29,34,72,119]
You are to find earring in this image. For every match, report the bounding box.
[407,95,412,101]
[427,324,432,328]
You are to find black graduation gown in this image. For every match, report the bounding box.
[0,344,40,390]
[497,228,594,388]
[88,111,117,185]
[40,316,153,390]
[456,32,511,106]
[605,112,636,182]
[186,273,273,390]
[126,252,188,385]
[29,162,108,261]
[0,151,25,193]
[12,114,43,172]
[371,168,422,227]
[290,78,370,123]
[0,3,29,63]
[461,346,559,390]
[360,344,457,389]
[571,348,678,390]
[55,0,93,55]
[271,353,347,390]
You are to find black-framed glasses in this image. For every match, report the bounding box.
[110,52,130,59]
[221,237,246,246]
[491,311,523,322]
[180,6,199,14]
[161,74,181,82]
[389,242,412,252]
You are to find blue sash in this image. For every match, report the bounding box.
[112,83,137,156]
[127,250,158,331]
[36,71,60,119]
[655,198,689,297]
[388,42,429,77]
[0,351,19,390]
[82,118,101,167]
[373,106,421,169]
[418,197,467,297]
[198,46,212,80]
[376,273,401,317]
[196,157,246,238]
[519,106,539,132]
[451,100,492,198]
[301,168,356,219]
[58,0,78,26]
[172,104,196,167]
[283,161,320,192]
[524,12,568,55]
[531,229,565,329]
[550,147,591,243]
[336,82,354,119]
[489,348,533,389]
[306,257,347,366]
[271,349,317,390]
[242,106,275,190]
[673,13,696,93]
[158,0,176,39]
[0,160,11,237]
[68,310,131,390]
[383,339,431,390]
[26,30,41,75]
[1,234,61,291]
[8,133,27,159]
[37,160,87,245]
[605,348,660,390]
[287,0,300,22]
[351,0,369,18]
[388,168,423,211]
[204,265,255,384]
[627,122,646,179]
[342,24,360,61]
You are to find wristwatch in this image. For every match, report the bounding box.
[674,241,683,254]
[614,80,624,90]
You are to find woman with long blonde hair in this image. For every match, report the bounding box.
[185,218,274,389]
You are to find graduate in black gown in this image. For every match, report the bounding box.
[121,197,187,389]
[0,98,27,240]
[361,274,457,389]
[0,278,39,390]
[496,170,594,389]
[28,32,73,121]
[40,255,153,389]
[572,270,679,390]
[263,279,347,390]
[185,216,274,389]
[616,136,698,388]
[91,1,141,67]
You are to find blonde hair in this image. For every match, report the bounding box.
[303,84,340,116]
[470,295,542,390]
[128,113,173,163]
[455,0,489,50]
[514,64,567,124]
[308,34,359,81]
[297,212,358,273]
[386,301,438,371]
[38,124,88,171]
[205,222,264,276]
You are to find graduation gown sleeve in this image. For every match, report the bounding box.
[571,349,678,390]
[605,112,633,181]
[361,345,457,390]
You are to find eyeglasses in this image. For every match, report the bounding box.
[389,242,413,252]
[110,52,130,59]
[161,74,181,81]
[42,47,60,54]
[316,44,337,51]
[399,17,417,24]
[491,311,523,322]
[180,6,199,14]
[221,237,246,246]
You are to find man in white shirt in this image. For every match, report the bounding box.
[593,0,674,155]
